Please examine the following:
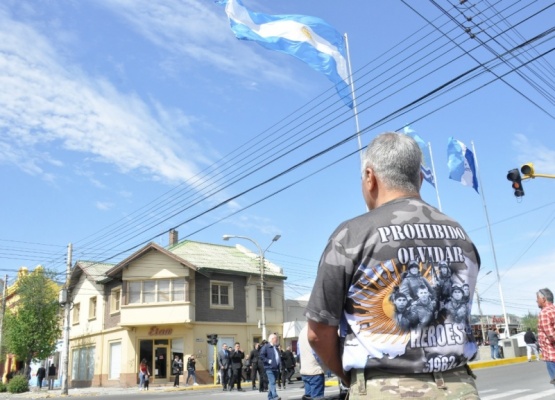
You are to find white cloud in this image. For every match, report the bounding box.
[96,0,297,88]
[513,133,555,173]
[96,201,114,211]
[0,8,205,185]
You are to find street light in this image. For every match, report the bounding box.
[223,234,281,340]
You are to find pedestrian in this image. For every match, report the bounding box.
[36,365,46,389]
[218,343,231,391]
[283,345,296,384]
[298,324,325,400]
[249,343,261,390]
[172,355,183,387]
[488,326,501,360]
[537,288,555,386]
[524,327,540,362]
[305,132,481,399]
[276,344,286,390]
[256,341,269,392]
[229,342,246,391]
[185,355,198,386]
[47,363,57,390]
[243,355,251,383]
[260,333,282,400]
[138,358,149,391]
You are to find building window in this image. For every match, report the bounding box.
[158,279,170,302]
[111,288,121,313]
[257,288,272,308]
[172,278,188,302]
[129,281,141,304]
[72,303,80,325]
[71,346,95,381]
[211,281,233,309]
[126,279,189,305]
[88,297,97,320]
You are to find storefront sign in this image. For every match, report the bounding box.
[492,316,505,324]
[148,326,173,336]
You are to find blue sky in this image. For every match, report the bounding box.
[1,0,555,319]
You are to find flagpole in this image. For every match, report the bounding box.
[344,33,363,165]
[471,141,511,339]
[427,142,442,211]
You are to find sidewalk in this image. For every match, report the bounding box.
[0,356,531,398]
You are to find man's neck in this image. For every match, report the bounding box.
[373,191,421,209]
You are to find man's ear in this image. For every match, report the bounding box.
[364,167,377,191]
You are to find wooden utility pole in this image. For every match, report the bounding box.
[61,244,72,395]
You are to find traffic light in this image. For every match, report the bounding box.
[507,169,524,197]
[521,163,535,178]
[206,333,218,345]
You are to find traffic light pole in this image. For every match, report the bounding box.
[213,344,217,386]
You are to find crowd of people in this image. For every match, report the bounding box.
[216,337,299,396]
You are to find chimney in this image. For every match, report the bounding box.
[169,229,178,246]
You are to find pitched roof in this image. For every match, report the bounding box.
[106,242,196,277]
[73,260,116,284]
[169,240,286,279]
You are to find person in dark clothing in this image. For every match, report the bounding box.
[249,343,260,390]
[243,355,251,383]
[36,365,46,389]
[229,342,246,391]
[172,355,183,387]
[260,334,281,400]
[277,344,287,390]
[283,346,297,384]
[185,356,198,385]
[524,327,540,361]
[257,340,269,392]
[47,364,57,390]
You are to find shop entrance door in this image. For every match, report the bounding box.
[154,346,168,380]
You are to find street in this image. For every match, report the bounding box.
[6,362,555,399]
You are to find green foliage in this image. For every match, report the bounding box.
[520,311,538,332]
[7,375,29,393]
[3,269,62,370]
[0,381,7,392]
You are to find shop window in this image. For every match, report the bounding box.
[72,303,80,325]
[257,288,272,308]
[71,346,95,381]
[111,287,121,313]
[210,281,233,309]
[88,297,97,320]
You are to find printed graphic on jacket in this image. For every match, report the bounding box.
[342,258,477,374]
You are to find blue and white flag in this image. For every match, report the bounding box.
[447,137,479,193]
[218,0,353,108]
[403,126,436,188]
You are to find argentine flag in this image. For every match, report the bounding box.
[219,0,353,108]
[403,127,435,188]
[447,137,479,193]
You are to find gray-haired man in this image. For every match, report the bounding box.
[306,132,481,399]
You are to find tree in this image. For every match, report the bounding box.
[3,268,61,379]
[520,311,538,333]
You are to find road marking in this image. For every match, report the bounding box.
[481,389,530,399]
[517,389,555,400]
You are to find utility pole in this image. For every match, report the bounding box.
[0,275,8,359]
[474,286,487,344]
[61,244,72,395]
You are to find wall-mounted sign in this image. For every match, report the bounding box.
[148,326,173,336]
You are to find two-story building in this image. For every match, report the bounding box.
[67,235,286,387]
